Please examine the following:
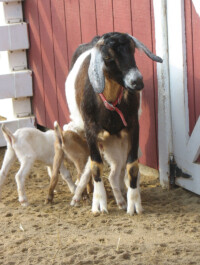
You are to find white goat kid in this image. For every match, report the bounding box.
[0,125,75,206]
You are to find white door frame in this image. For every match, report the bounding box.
[154,0,200,194]
[153,0,172,187]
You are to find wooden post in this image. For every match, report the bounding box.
[0,0,34,147]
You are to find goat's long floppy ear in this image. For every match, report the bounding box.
[129,35,163,63]
[88,47,105,93]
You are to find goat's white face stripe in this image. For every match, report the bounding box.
[123,68,142,89]
[65,49,92,131]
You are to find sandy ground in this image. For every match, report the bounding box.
[0,146,200,265]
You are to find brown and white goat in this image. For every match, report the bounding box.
[65,32,162,215]
[0,125,75,206]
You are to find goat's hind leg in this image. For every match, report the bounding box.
[0,148,16,197]
[71,158,91,206]
[60,163,76,194]
[109,164,127,210]
[15,159,33,206]
[45,148,64,204]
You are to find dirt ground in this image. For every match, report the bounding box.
[0,146,200,265]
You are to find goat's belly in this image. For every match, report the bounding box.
[65,50,92,131]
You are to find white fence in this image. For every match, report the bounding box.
[0,0,34,146]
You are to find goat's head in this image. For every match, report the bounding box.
[88,32,163,94]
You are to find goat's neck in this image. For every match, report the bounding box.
[103,78,121,102]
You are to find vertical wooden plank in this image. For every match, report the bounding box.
[64,0,82,65]
[191,2,200,163]
[113,0,132,33]
[79,0,97,43]
[131,0,157,168]
[192,3,200,124]
[24,0,46,126]
[185,0,196,135]
[37,0,59,129]
[51,0,70,127]
[95,0,114,35]
[151,0,158,168]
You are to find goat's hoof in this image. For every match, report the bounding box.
[93,211,101,217]
[127,204,143,216]
[92,205,108,215]
[92,209,108,216]
[44,197,53,205]
[70,198,80,207]
[20,201,29,207]
[101,209,108,215]
[118,202,127,210]
[92,201,108,214]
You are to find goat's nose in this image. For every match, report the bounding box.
[131,78,144,91]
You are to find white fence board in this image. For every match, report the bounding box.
[0,23,29,51]
[8,50,27,70]
[0,70,32,99]
[0,97,32,119]
[0,0,24,2]
[2,1,23,23]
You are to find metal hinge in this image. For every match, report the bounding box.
[169,154,191,188]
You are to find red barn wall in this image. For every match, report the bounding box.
[24,0,158,169]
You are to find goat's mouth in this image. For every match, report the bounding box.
[126,83,144,93]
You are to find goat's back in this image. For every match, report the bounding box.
[13,128,55,164]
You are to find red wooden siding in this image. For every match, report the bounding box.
[95,0,114,35]
[185,0,200,162]
[185,0,200,135]
[24,0,46,126]
[24,0,158,169]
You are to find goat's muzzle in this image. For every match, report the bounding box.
[130,78,144,91]
[124,68,144,93]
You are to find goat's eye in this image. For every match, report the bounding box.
[104,56,111,60]
[104,56,114,63]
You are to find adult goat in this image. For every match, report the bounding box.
[65,32,162,215]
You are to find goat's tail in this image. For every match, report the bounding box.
[54,121,64,147]
[1,124,15,146]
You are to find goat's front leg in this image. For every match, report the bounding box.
[126,124,143,216]
[86,130,108,214]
